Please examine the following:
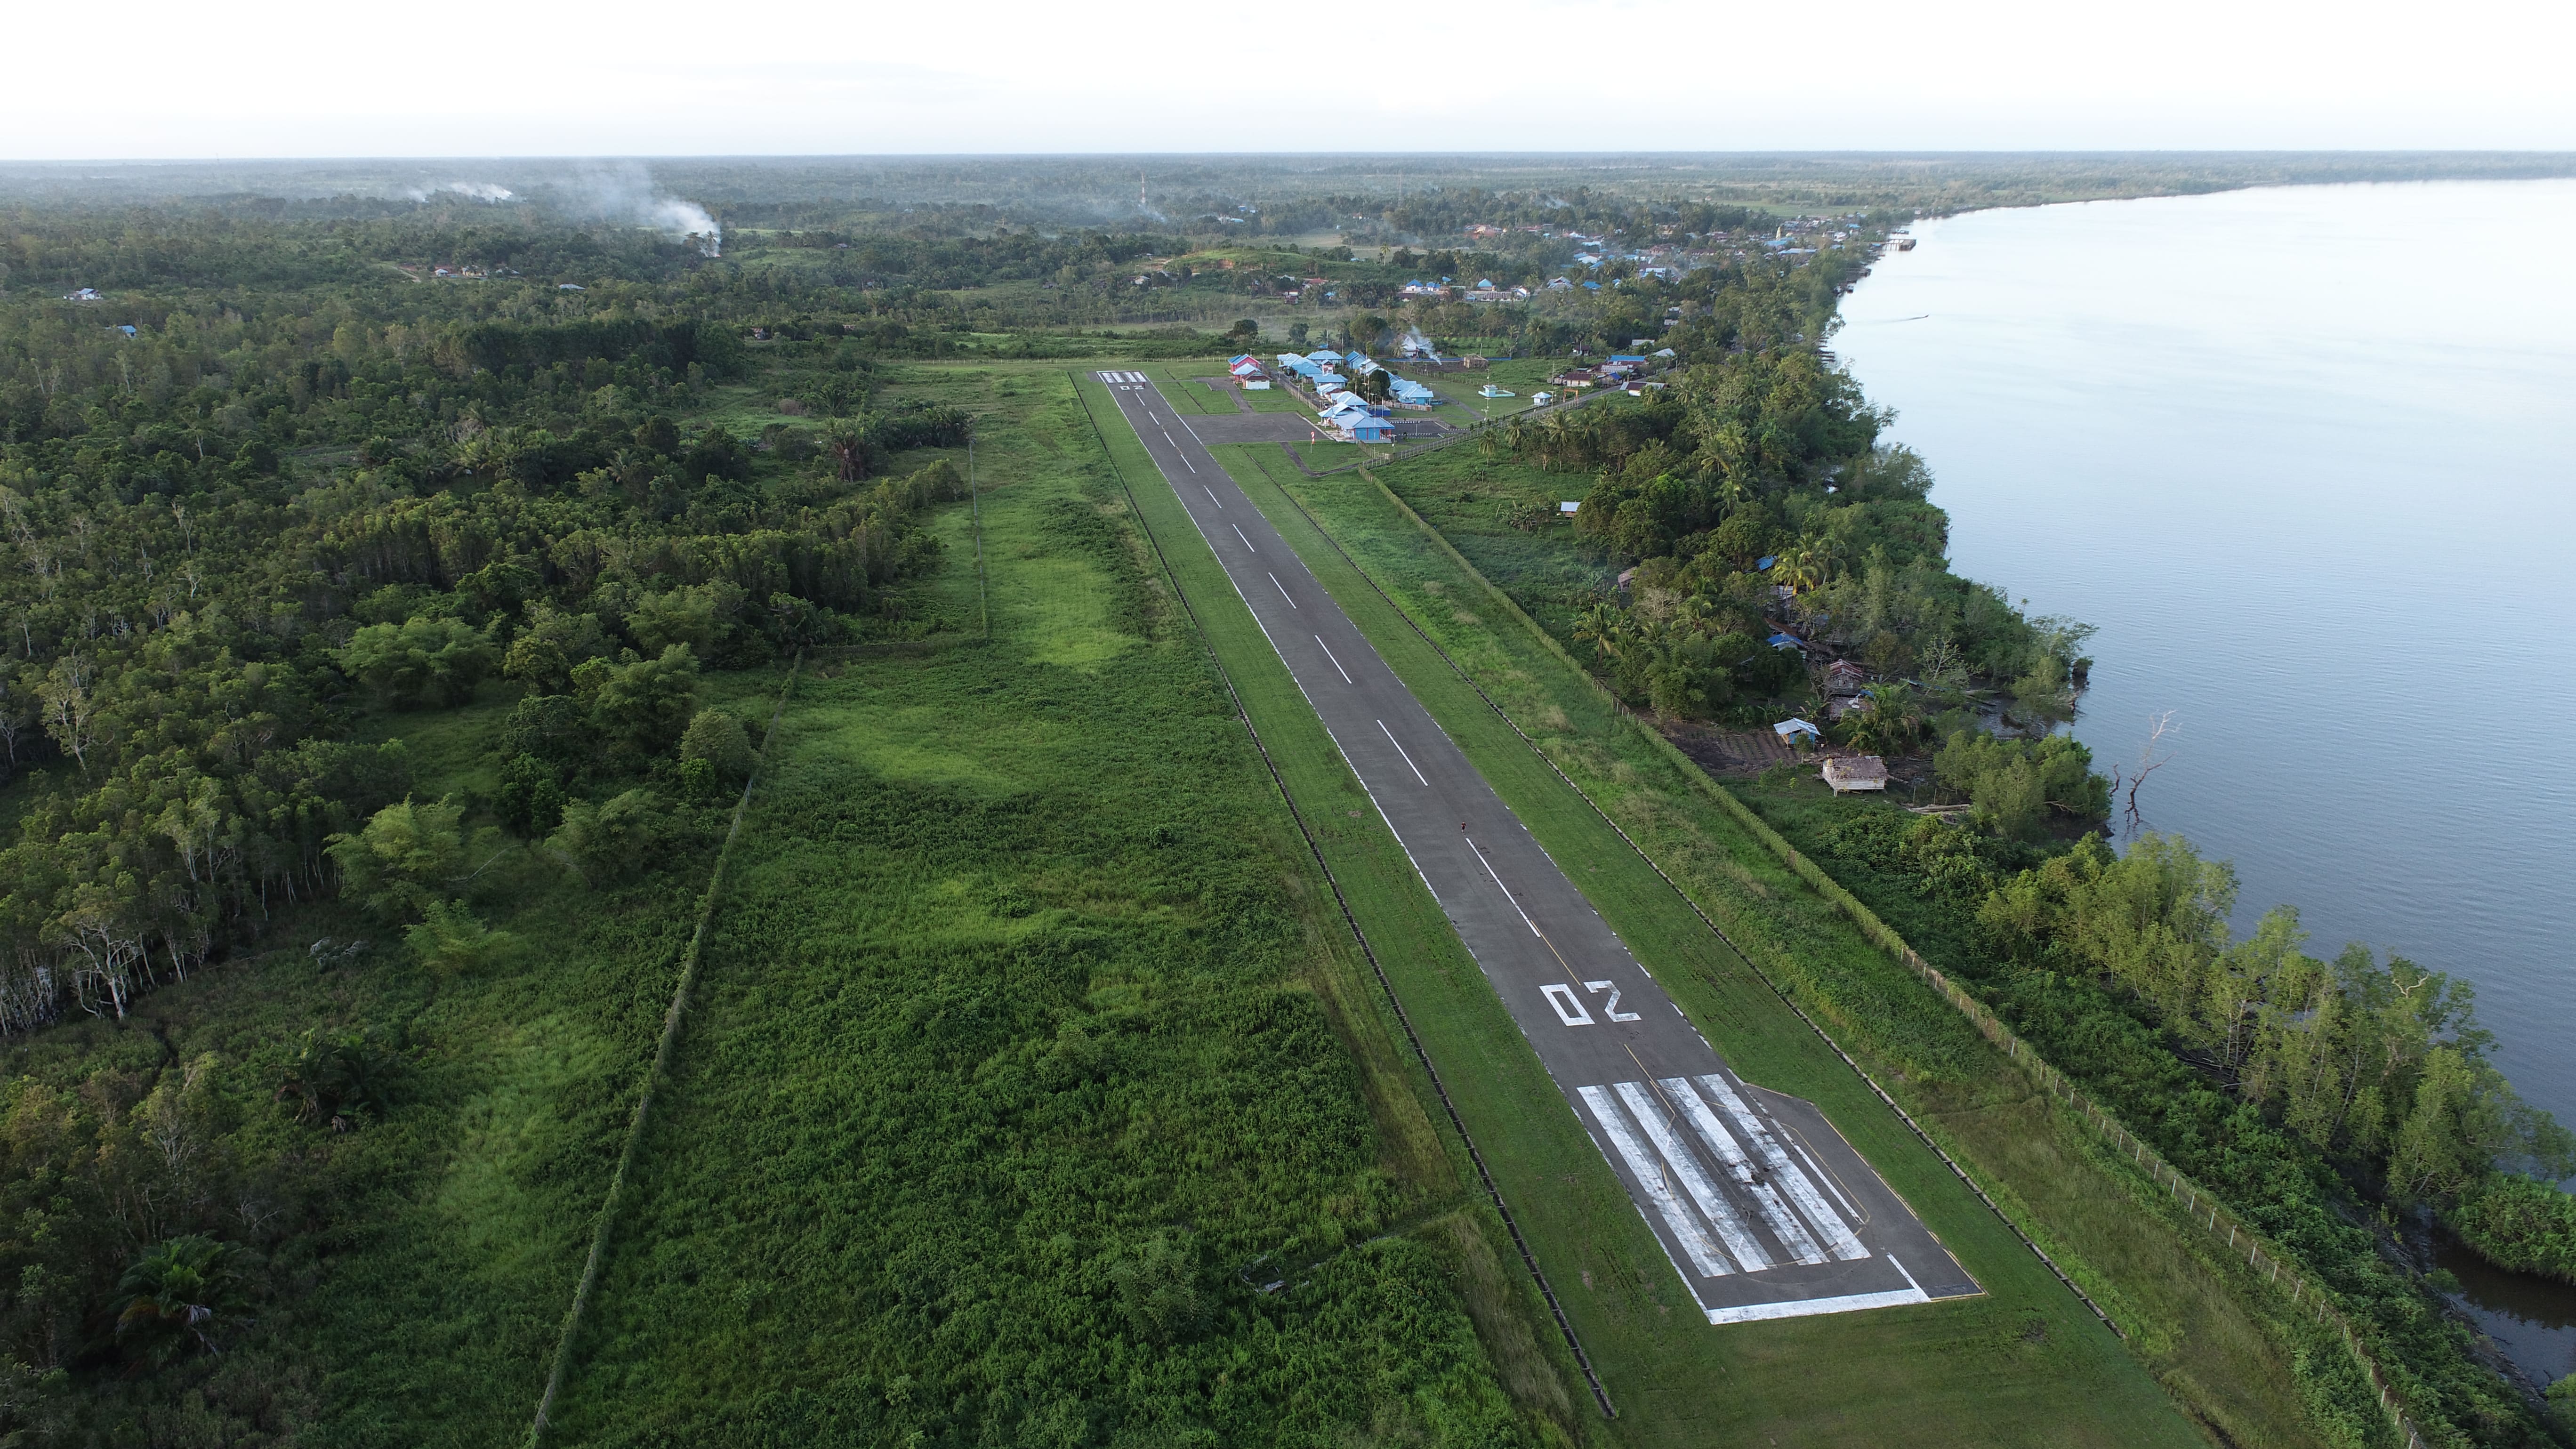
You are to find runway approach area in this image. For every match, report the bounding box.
[1096,372,1980,1324]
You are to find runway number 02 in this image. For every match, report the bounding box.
[1541,981,1644,1027]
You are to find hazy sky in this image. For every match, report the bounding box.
[7,0,2571,158]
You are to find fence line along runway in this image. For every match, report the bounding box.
[1096,373,1979,1325]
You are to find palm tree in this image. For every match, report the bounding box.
[823,425,871,483]
[1844,682,1924,757]
[1572,604,1633,666]
[1773,548,1825,594]
[115,1236,241,1365]
[276,1029,399,1130]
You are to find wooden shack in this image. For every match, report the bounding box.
[1823,756,1890,794]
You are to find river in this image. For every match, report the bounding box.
[1835,178,2576,1390]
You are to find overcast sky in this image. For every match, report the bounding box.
[7,0,2571,159]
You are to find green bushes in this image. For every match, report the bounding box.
[677,709,754,799]
[404,898,524,976]
[548,655,1542,1444]
[326,795,468,920]
[337,617,499,708]
[1932,729,2109,837]
[274,1028,402,1129]
[2445,1175,2576,1284]
[547,789,673,886]
[584,645,702,758]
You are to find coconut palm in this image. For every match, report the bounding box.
[114,1235,242,1365]
[276,1029,400,1130]
[1572,604,1633,665]
[823,425,871,483]
[1843,682,1925,757]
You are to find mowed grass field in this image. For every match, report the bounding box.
[1069,378,2247,1446]
[540,360,1583,1447]
[1185,431,2341,1447]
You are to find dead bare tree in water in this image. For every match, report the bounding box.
[2110,711,2177,838]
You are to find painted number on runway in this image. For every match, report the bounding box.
[1541,983,1594,1026]
[1545,980,1641,1026]
[1586,980,1642,1022]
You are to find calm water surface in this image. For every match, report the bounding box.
[1838,180,2576,1385]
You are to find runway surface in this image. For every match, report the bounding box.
[1095,371,1979,1323]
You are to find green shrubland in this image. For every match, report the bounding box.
[539,365,1557,1446]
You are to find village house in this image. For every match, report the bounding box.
[1823,756,1891,794]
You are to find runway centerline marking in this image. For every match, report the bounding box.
[1203,484,1223,508]
[1377,719,1431,786]
[1316,636,1354,684]
[1231,522,1256,552]
[1268,572,1297,608]
[1464,835,1544,937]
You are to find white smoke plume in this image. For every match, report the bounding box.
[562,163,722,256]
[401,181,517,203]
[1135,171,1168,226]
[647,197,723,257]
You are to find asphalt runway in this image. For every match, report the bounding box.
[1095,372,1979,1324]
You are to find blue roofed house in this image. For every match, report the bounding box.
[1348,418,1394,443]
[1389,378,1435,406]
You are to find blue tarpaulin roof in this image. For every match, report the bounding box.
[1755,555,1776,571]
